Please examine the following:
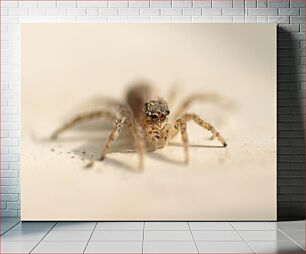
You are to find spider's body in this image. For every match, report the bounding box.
[51,83,227,169]
[127,84,171,152]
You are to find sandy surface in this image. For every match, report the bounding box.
[21,24,276,220]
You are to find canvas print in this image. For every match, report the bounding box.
[21,24,276,220]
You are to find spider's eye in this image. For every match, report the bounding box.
[166,110,170,115]
[160,114,166,121]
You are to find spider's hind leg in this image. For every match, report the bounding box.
[172,93,224,120]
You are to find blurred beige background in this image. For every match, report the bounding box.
[21,24,276,220]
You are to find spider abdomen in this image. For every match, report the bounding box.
[126,83,157,125]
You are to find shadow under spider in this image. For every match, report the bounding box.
[146,152,186,166]
[71,138,140,172]
[168,142,226,149]
[147,142,226,166]
[46,120,226,171]
[46,136,227,171]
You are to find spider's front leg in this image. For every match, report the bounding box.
[169,119,189,163]
[100,107,130,161]
[182,113,227,147]
[129,120,145,170]
[51,110,115,139]
[169,113,227,163]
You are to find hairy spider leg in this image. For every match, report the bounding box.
[170,113,227,150]
[51,110,115,139]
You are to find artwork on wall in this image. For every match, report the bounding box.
[21,24,276,220]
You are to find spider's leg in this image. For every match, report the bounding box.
[172,93,222,120]
[100,106,130,160]
[169,119,189,163]
[166,85,179,109]
[209,135,215,140]
[51,110,115,139]
[100,121,125,160]
[129,120,145,170]
[79,96,125,112]
[182,113,227,147]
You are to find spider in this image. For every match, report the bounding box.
[51,83,227,169]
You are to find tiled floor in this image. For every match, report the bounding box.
[0,218,304,253]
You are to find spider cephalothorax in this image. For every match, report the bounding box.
[144,98,170,122]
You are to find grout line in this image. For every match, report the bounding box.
[140,240,196,242]
[276,227,305,251]
[188,222,199,254]
[143,229,192,231]
[268,221,277,229]
[83,222,97,254]
[269,221,305,232]
[141,229,191,231]
[86,240,246,242]
[229,221,237,231]
[29,222,57,254]
[141,221,145,254]
[0,220,20,236]
[229,222,256,254]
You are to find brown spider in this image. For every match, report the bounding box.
[51,83,227,169]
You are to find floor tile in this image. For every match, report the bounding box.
[283,230,305,241]
[143,241,198,253]
[249,240,304,253]
[0,230,47,242]
[1,221,20,228]
[90,230,143,241]
[145,222,189,230]
[189,222,234,231]
[85,241,142,253]
[144,230,193,241]
[269,222,277,229]
[197,241,253,253]
[52,222,96,230]
[11,222,55,231]
[232,222,275,231]
[0,241,37,253]
[239,230,290,241]
[295,240,305,250]
[32,241,87,253]
[192,230,243,241]
[275,221,305,231]
[1,223,18,233]
[1,221,20,233]
[1,229,8,234]
[96,222,144,231]
[42,230,92,241]
[282,230,305,249]
[1,217,20,223]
